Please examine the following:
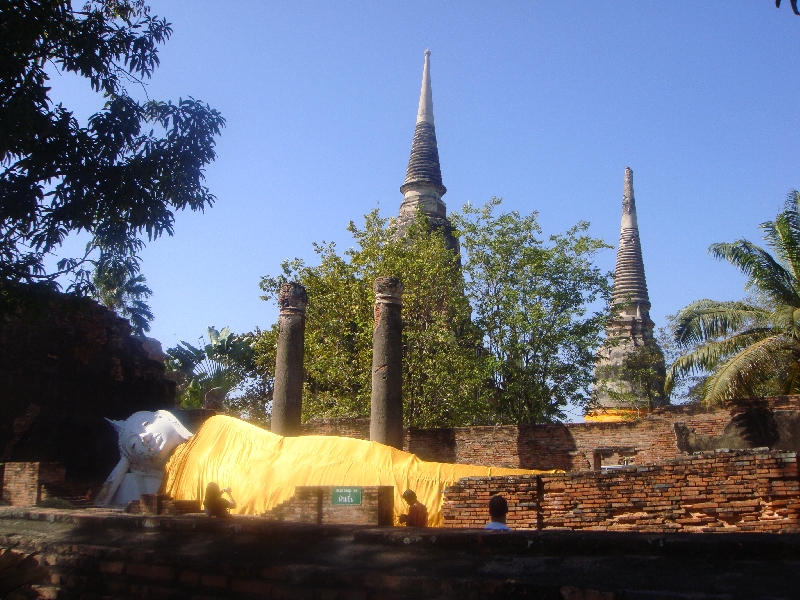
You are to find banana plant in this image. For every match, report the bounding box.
[166,326,256,409]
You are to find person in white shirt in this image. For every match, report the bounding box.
[484,494,510,530]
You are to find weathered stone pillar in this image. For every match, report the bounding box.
[370,276,404,449]
[271,282,308,436]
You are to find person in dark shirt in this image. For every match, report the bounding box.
[203,482,237,518]
[484,494,510,530]
[398,489,427,527]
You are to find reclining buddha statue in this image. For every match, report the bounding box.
[95,410,193,507]
[98,411,542,525]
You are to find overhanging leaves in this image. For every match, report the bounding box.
[0,0,224,313]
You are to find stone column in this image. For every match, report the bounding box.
[370,277,404,449]
[271,282,308,436]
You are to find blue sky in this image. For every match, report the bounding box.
[49,2,799,417]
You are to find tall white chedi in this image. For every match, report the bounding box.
[590,167,666,421]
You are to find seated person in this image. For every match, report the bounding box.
[484,494,510,530]
[398,489,427,527]
[203,482,237,518]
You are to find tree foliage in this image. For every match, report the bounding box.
[166,326,271,423]
[593,341,667,414]
[258,211,486,428]
[654,319,705,404]
[667,191,800,404]
[454,198,612,423]
[91,261,153,335]
[258,200,612,426]
[0,0,224,311]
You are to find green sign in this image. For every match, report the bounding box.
[332,487,362,505]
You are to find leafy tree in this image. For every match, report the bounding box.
[666,191,800,404]
[453,198,612,424]
[166,326,271,422]
[1,0,224,311]
[258,211,489,428]
[258,201,613,427]
[224,326,275,427]
[655,319,706,404]
[91,259,153,335]
[593,342,667,415]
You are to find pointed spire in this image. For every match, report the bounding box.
[611,167,650,308]
[396,50,459,253]
[417,49,434,125]
[620,166,638,231]
[401,50,446,198]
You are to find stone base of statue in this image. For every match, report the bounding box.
[108,471,165,506]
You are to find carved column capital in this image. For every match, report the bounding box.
[373,276,404,307]
[278,282,308,316]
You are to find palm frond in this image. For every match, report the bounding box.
[771,305,793,330]
[166,342,206,374]
[701,335,789,404]
[665,328,776,394]
[781,190,800,244]
[781,361,800,395]
[193,359,226,383]
[710,240,800,307]
[769,305,800,341]
[672,299,771,346]
[762,218,796,278]
[761,190,800,285]
[668,193,800,404]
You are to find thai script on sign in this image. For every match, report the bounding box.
[332,487,362,505]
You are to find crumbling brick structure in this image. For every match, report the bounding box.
[404,404,731,470]
[442,449,800,533]
[1,462,65,506]
[302,397,800,472]
[0,292,175,481]
[263,485,394,526]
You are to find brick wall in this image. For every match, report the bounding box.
[540,450,799,532]
[303,399,800,472]
[441,475,542,529]
[264,485,394,526]
[730,395,800,413]
[442,449,800,533]
[407,405,732,470]
[2,462,65,506]
[301,405,732,471]
[301,418,371,439]
[3,508,800,599]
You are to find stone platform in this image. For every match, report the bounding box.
[1,508,799,599]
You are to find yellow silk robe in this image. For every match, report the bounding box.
[163,415,552,526]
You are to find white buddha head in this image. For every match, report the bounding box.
[107,410,192,471]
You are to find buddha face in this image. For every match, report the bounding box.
[108,410,192,470]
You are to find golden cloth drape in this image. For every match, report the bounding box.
[162,415,552,526]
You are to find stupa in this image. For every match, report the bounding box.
[588,167,666,422]
[395,50,459,252]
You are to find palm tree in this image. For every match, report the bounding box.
[666,191,800,404]
[92,267,154,336]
